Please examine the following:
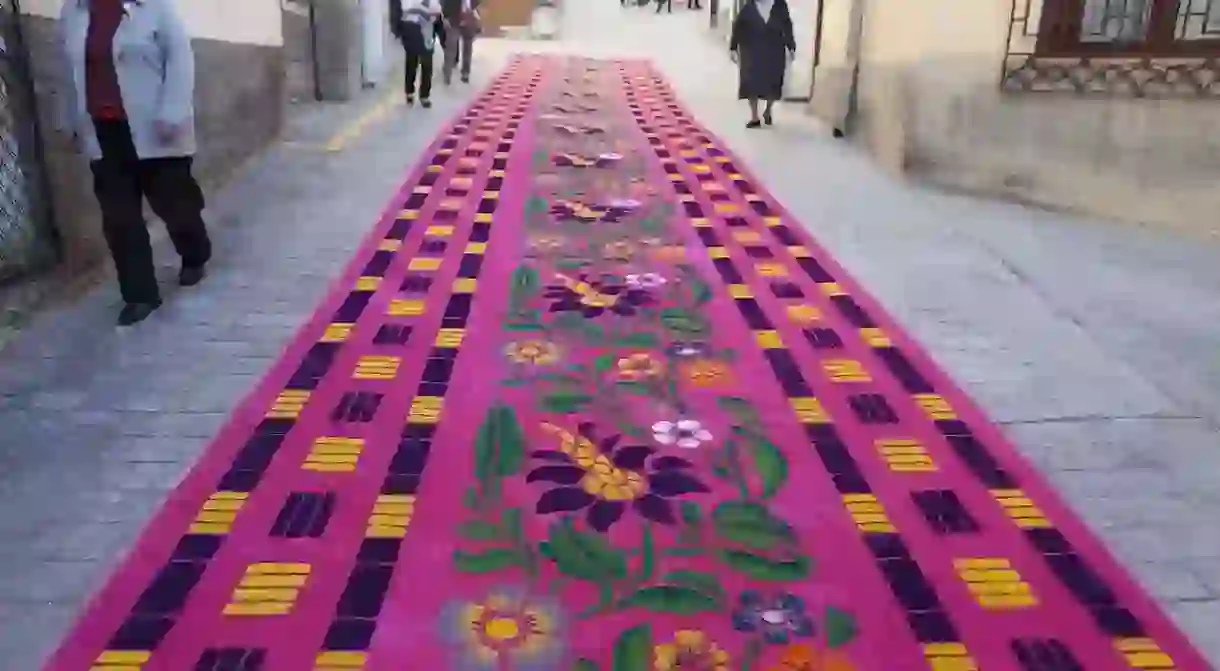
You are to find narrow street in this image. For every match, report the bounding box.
[2,2,1219,669]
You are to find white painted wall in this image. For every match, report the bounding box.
[786,0,816,99]
[21,0,285,46]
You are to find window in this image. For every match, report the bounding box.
[1037,0,1220,54]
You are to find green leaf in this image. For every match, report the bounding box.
[554,313,586,331]
[716,396,758,421]
[637,525,655,582]
[572,659,601,671]
[594,353,616,371]
[546,519,629,581]
[618,585,720,614]
[583,323,606,343]
[615,380,652,396]
[462,487,480,510]
[457,521,502,540]
[691,279,713,305]
[825,606,859,648]
[660,570,725,602]
[611,625,652,671]
[503,322,545,332]
[663,546,706,557]
[494,405,525,476]
[711,501,797,550]
[615,332,659,347]
[750,436,789,500]
[509,265,541,313]
[473,410,499,484]
[718,550,811,581]
[660,308,709,336]
[539,392,594,414]
[453,549,523,573]
[680,501,703,527]
[556,260,589,270]
[503,507,525,541]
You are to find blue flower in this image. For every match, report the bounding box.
[731,591,816,645]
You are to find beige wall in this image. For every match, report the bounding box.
[22,0,284,46]
[814,0,1220,237]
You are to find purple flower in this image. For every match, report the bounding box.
[545,276,652,319]
[527,423,707,533]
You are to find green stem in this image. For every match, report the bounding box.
[740,637,763,671]
[725,438,751,501]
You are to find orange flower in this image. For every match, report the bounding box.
[682,359,733,388]
[651,245,687,262]
[766,644,816,671]
[618,353,663,380]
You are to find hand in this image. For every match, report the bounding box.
[729,50,739,63]
[154,120,180,145]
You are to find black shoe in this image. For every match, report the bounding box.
[763,111,773,126]
[421,98,432,108]
[746,119,762,129]
[460,75,470,83]
[117,301,161,327]
[406,95,415,105]
[179,264,206,287]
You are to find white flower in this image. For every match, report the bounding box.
[653,419,713,449]
[608,198,641,209]
[626,273,667,289]
[600,152,624,161]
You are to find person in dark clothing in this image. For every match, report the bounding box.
[729,0,794,128]
[656,0,673,12]
[56,0,211,326]
[687,0,702,9]
[440,0,480,85]
[391,0,444,106]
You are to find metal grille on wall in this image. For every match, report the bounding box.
[1002,0,1220,97]
[0,0,55,282]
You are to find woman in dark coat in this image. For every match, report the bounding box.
[729,0,795,128]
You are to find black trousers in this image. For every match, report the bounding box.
[91,119,210,305]
[405,50,434,99]
[656,0,672,12]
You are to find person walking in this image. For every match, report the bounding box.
[391,0,444,107]
[440,0,480,85]
[656,0,673,13]
[56,0,211,326]
[729,0,794,128]
[687,0,702,9]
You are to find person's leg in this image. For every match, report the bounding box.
[140,156,212,284]
[442,26,457,84]
[746,98,761,127]
[763,99,775,125]
[405,49,419,102]
[419,49,434,105]
[460,32,474,82]
[91,120,161,321]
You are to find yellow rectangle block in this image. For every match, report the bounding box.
[408,258,442,271]
[241,574,309,588]
[312,440,364,454]
[842,493,878,504]
[1014,517,1053,528]
[248,562,311,575]
[232,587,299,602]
[954,557,1012,570]
[998,497,1036,508]
[367,514,410,527]
[927,658,978,671]
[1124,651,1176,668]
[858,522,898,533]
[425,225,455,237]
[1006,506,1047,519]
[372,502,415,515]
[302,462,357,473]
[365,525,408,538]
[465,242,488,254]
[923,644,969,657]
[321,323,353,342]
[96,651,152,664]
[713,203,738,214]
[845,501,885,513]
[210,491,249,501]
[453,278,478,293]
[473,213,494,223]
[850,513,891,525]
[355,277,381,291]
[305,453,361,464]
[435,329,465,347]
[968,581,1031,596]
[188,522,232,534]
[387,300,426,316]
[353,371,397,381]
[376,494,416,504]
[315,651,368,667]
[886,454,934,465]
[959,569,1023,584]
[194,511,237,524]
[1116,638,1160,652]
[202,499,245,511]
[820,282,846,296]
[690,218,711,228]
[378,239,402,252]
[223,602,293,616]
[977,593,1038,609]
[707,246,729,259]
[991,488,1026,499]
[90,666,142,671]
[728,284,753,299]
[787,245,811,257]
[754,330,784,349]
[891,464,938,473]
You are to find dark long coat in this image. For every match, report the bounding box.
[729,0,795,101]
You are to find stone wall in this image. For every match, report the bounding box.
[283,0,318,103]
[810,0,1220,237]
[19,2,287,270]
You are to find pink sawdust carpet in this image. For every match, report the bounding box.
[48,55,1211,671]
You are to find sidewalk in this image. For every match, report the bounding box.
[2,4,1219,666]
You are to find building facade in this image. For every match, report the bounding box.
[809,0,1220,236]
